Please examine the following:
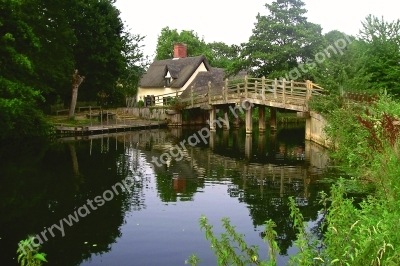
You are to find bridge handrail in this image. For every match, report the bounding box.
[140,75,324,109]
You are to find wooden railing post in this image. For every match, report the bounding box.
[255,81,258,97]
[291,80,294,95]
[245,75,248,98]
[305,80,311,106]
[282,78,286,104]
[225,78,229,102]
[273,78,278,99]
[208,81,211,104]
[262,76,265,99]
[236,84,240,95]
[222,86,225,103]
[190,86,194,107]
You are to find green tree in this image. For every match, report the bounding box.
[23,0,76,105]
[0,0,49,140]
[114,31,148,105]
[236,0,323,79]
[207,42,239,70]
[307,30,357,92]
[69,0,126,104]
[355,15,400,95]
[154,27,213,61]
[313,16,400,95]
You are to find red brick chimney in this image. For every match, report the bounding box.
[173,43,187,58]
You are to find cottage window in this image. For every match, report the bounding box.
[165,77,171,87]
[165,71,171,87]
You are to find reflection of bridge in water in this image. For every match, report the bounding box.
[57,127,331,255]
[60,127,329,202]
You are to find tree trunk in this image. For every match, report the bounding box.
[69,69,85,118]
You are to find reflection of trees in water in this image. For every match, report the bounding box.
[116,143,148,211]
[228,172,328,255]
[0,138,150,266]
[158,126,329,256]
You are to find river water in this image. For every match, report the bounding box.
[0,126,331,266]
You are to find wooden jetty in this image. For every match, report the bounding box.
[55,121,167,137]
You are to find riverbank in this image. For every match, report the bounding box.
[45,108,306,137]
[187,93,400,265]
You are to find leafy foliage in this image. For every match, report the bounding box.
[309,16,400,96]
[0,0,147,139]
[17,236,47,266]
[207,42,240,70]
[356,15,400,96]
[189,89,400,265]
[235,0,323,79]
[155,27,212,61]
[0,0,50,140]
[189,215,279,266]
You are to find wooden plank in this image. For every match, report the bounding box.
[56,126,83,131]
[56,109,69,115]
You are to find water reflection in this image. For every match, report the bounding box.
[0,126,330,265]
[0,138,148,265]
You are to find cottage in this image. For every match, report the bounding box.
[137,43,225,106]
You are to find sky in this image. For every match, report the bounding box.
[114,0,399,60]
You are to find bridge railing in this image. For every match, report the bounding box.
[141,76,324,110]
[203,76,324,106]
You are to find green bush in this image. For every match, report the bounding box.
[137,100,144,107]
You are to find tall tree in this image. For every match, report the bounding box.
[236,0,323,79]
[70,0,126,103]
[154,27,213,61]
[0,0,49,140]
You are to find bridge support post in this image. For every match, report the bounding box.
[223,106,230,130]
[258,106,266,133]
[209,106,217,132]
[270,107,277,131]
[231,104,240,128]
[245,106,253,134]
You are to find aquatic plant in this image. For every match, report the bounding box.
[17,236,47,266]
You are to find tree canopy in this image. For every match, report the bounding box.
[0,0,49,140]
[309,15,400,95]
[0,0,147,140]
[154,27,212,61]
[236,0,323,79]
[154,27,240,71]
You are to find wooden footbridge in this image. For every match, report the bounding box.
[149,76,324,133]
[186,77,323,111]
